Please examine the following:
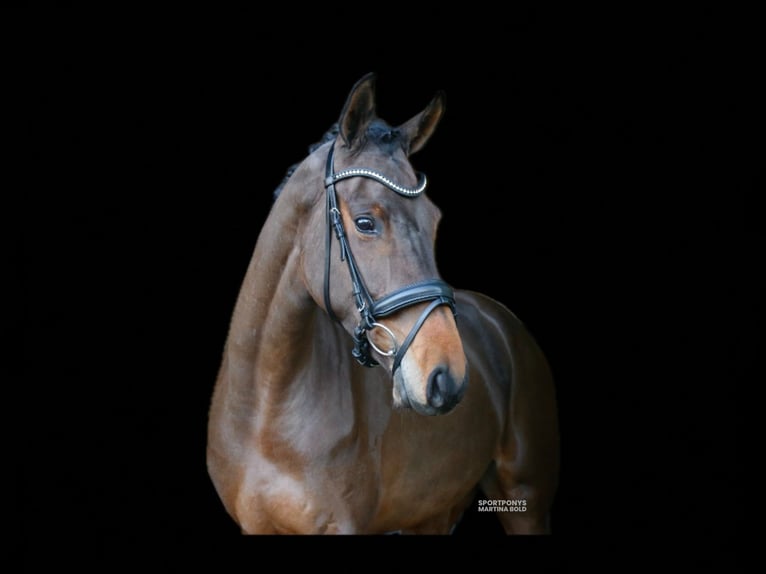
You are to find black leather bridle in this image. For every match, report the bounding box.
[323,141,456,373]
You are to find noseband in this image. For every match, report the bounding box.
[323,142,456,372]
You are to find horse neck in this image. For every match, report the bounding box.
[226,195,315,380]
[219,181,356,420]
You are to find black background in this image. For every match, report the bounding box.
[23,4,751,564]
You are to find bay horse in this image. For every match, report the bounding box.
[207,73,559,534]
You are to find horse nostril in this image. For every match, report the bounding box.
[427,365,458,410]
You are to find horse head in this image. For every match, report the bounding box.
[291,73,467,415]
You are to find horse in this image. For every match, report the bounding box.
[206,73,559,534]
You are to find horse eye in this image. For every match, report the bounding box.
[354,216,377,234]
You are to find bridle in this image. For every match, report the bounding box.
[323,141,456,372]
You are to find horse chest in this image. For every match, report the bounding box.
[248,412,493,533]
[237,441,380,534]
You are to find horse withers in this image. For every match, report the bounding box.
[206,73,559,534]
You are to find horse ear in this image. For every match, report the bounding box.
[338,73,377,149]
[398,91,446,155]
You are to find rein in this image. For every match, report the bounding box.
[323,142,456,372]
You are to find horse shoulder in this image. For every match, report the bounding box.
[455,290,560,493]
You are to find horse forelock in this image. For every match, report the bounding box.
[365,118,401,148]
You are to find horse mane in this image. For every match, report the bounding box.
[273,123,340,199]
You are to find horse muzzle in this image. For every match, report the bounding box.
[394,361,468,416]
